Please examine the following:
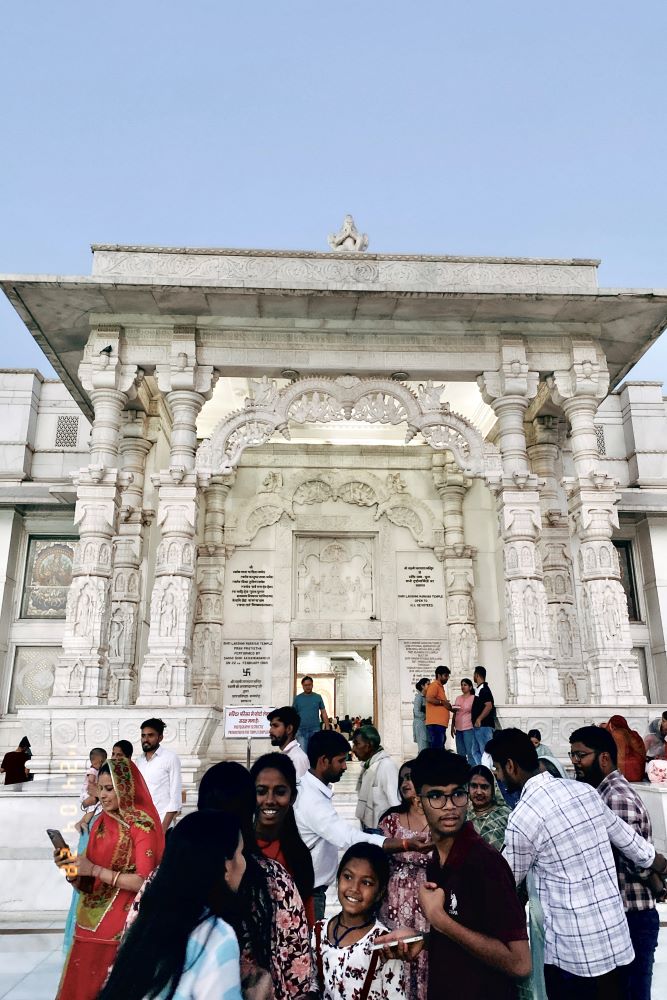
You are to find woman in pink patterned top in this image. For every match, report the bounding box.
[451,677,476,764]
[378,760,431,1000]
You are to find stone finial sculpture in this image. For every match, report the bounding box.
[328,214,369,252]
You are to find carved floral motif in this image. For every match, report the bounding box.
[246,505,284,535]
[293,480,333,505]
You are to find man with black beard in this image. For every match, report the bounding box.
[135,717,182,833]
[570,725,663,1000]
[267,705,309,778]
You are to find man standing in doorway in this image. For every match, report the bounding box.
[471,666,495,765]
[292,675,330,753]
[570,725,662,1000]
[135,717,182,833]
[425,665,451,749]
[267,705,310,778]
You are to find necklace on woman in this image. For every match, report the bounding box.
[331,914,374,947]
[406,808,428,833]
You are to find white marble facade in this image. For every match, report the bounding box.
[1,237,667,773]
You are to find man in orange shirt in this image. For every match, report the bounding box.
[425,665,452,750]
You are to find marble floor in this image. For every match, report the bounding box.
[1,912,666,999]
[0,925,64,1000]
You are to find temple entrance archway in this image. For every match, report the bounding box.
[196,374,499,479]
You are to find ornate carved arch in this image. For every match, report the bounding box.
[196,375,495,477]
[231,468,441,547]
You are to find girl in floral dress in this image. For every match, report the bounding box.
[378,760,430,1000]
[312,843,405,1000]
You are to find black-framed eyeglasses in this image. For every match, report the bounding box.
[419,789,468,809]
[568,750,597,762]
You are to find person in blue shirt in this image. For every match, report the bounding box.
[293,676,330,753]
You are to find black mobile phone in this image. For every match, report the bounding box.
[46,828,69,852]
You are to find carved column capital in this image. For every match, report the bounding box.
[547,341,610,408]
[155,327,217,400]
[547,344,609,481]
[478,338,540,405]
[80,329,143,404]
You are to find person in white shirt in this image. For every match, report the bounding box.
[294,730,431,921]
[267,706,310,778]
[351,725,400,832]
[134,717,182,833]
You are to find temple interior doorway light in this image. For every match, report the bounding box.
[294,644,376,723]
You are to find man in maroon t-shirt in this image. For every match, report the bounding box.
[378,749,530,999]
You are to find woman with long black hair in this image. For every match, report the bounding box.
[99,811,244,1000]
[197,761,314,999]
[250,752,315,925]
[126,761,314,999]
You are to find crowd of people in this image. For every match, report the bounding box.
[41,674,667,1000]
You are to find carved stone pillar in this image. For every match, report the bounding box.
[191,475,234,705]
[50,334,139,705]
[548,342,644,703]
[479,339,561,704]
[137,336,216,706]
[526,416,584,701]
[432,455,478,678]
[107,412,156,705]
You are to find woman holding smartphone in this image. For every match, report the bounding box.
[54,756,164,1000]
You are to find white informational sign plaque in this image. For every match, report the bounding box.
[223,705,273,739]
[399,637,448,710]
[397,553,445,623]
[222,640,272,706]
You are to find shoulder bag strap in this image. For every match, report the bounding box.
[314,919,325,995]
[359,949,381,1000]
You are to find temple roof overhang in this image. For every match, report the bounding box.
[2,244,667,418]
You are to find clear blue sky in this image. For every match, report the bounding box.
[2,1,666,380]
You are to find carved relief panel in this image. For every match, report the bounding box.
[296,536,374,620]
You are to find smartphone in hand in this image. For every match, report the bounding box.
[47,828,69,853]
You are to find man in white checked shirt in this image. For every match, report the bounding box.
[487,728,667,1000]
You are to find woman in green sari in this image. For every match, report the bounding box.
[466,764,510,851]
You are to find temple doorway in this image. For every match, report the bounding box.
[293,644,377,728]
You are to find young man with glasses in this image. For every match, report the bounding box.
[569,725,663,1000]
[377,748,530,999]
[487,728,667,1000]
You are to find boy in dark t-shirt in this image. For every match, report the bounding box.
[377,749,530,999]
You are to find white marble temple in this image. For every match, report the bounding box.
[0,239,666,926]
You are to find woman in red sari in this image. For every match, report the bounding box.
[55,756,164,1000]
